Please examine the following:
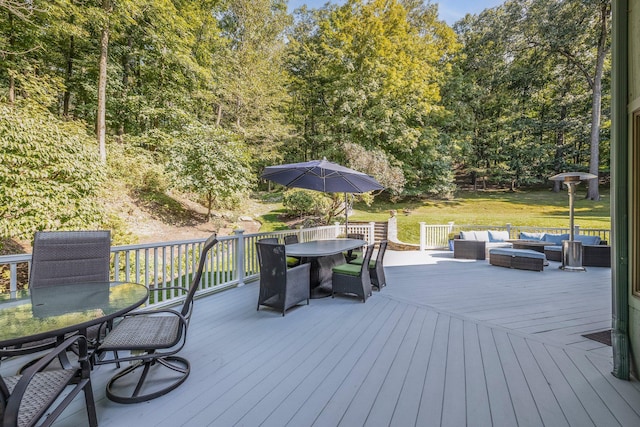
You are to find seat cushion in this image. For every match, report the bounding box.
[332,263,362,276]
[489,248,546,260]
[349,257,376,268]
[286,256,300,267]
[460,230,489,241]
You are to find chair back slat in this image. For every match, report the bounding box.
[358,245,375,275]
[376,240,388,264]
[284,235,299,245]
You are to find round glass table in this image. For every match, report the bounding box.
[0,281,148,349]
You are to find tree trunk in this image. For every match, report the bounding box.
[586,2,610,201]
[118,35,132,137]
[8,74,15,104]
[553,100,567,193]
[8,13,15,104]
[63,33,75,118]
[96,0,111,163]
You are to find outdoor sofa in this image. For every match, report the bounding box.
[518,232,611,267]
[453,230,512,260]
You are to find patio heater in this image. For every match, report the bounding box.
[550,172,598,271]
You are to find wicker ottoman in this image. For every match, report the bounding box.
[544,246,562,262]
[489,248,546,272]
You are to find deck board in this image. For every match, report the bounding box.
[16,250,638,427]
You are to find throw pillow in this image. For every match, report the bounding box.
[475,231,490,242]
[488,230,510,242]
[574,234,601,245]
[519,231,544,241]
[543,233,570,244]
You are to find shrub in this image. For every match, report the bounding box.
[0,103,105,239]
[283,189,332,218]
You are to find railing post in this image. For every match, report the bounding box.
[334,222,341,237]
[369,222,375,244]
[234,229,245,287]
[506,223,512,238]
[10,263,17,299]
[419,222,426,251]
[574,225,580,236]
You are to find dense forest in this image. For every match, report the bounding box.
[0,0,611,240]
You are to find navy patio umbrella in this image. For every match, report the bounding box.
[261,158,384,230]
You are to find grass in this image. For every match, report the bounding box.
[257,188,611,245]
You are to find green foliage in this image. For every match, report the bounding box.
[286,0,459,194]
[282,189,332,218]
[107,136,168,193]
[342,142,405,196]
[445,0,610,192]
[0,102,105,239]
[167,125,254,217]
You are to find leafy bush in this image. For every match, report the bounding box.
[107,140,168,193]
[283,189,332,218]
[0,103,105,239]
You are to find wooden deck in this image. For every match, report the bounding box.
[45,251,640,426]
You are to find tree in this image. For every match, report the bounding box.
[97,0,111,162]
[167,125,254,218]
[521,0,611,199]
[286,0,459,194]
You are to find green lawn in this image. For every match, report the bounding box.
[257,188,611,245]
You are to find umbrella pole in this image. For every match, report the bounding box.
[344,192,348,236]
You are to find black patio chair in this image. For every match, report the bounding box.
[331,244,374,302]
[350,240,388,291]
[344,233,365,262]
[256,241,310,316]
[2,231,112,363]
[283,234,301,267]
[93,233,218,404]
[1,335,97,427]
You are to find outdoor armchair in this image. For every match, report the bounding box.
[1,335,97,427]
[256,241,310,316]
[93,233,218,404]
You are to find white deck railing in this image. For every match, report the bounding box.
[0,223,377,304]
[418,222,611,250]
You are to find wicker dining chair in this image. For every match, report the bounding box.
[350,240,388,291]
[256,241,310,316]
[1,335,97,427]
[283,234,302,267]
[344,233,365,262]
[331,244,374,302]
[93,233,218,404]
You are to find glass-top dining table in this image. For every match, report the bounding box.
[0,281,149,350]
[285,238,366,297]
